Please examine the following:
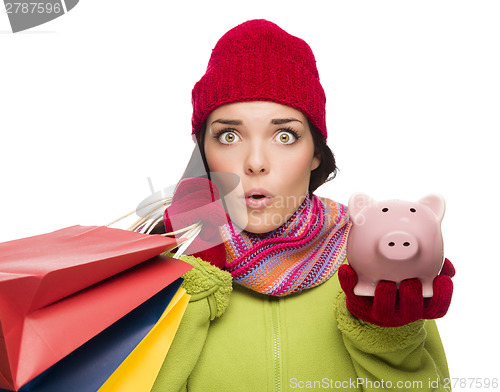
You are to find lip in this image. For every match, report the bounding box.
[242,188,274,210]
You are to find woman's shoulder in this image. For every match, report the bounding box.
[166,253,233,320]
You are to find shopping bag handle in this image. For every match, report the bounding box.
[105,190,202,258]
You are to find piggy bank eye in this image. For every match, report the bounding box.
[382,208,389,212]
[410,208,416,213]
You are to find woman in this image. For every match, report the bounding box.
[152,19,454,392]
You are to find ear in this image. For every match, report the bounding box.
[310,153,320,171]
[348,193,375,222]
[418,194,446,222]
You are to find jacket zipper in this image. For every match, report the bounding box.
[271,299,282,392]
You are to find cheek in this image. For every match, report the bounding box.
[275,153,314,187]
[205,144,230,172]
[270,166,311,216]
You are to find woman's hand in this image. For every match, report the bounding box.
[163,177,228,269]
[338,259,455,327]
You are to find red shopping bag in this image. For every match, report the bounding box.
[0,225,191,391]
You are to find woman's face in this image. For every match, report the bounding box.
[204,101,320,234]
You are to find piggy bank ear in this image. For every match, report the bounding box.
[418,194,446,222]
[348,193,375,224]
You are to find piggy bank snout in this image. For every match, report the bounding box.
[378,231,419,261]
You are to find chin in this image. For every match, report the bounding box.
[243,212,288,234]
[244,224,274,234]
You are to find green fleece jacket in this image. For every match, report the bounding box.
[152,255,451,392]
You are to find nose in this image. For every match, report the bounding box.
[244,144,269,175]
[378,231,419,261]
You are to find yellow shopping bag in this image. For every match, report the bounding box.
[98,287,190,392]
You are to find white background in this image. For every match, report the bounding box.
[1,0,499,388]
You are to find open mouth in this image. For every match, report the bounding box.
[243,189,273,209]
[248,195,266,200]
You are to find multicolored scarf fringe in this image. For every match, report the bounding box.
[221,195,351,296]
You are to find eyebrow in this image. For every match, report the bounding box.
[271,118,302,125]
[211,119,242,126]
[211,118,302,126]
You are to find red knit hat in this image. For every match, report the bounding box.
[191,19,327,140]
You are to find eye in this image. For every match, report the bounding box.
[275,130,297,145]
[410,208,416,213]
[218,131,240,144]
[382,208,389,212]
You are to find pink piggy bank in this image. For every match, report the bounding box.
[346,193,445,297]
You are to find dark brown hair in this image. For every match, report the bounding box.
[307,120,338,194]
[181,119,338,195]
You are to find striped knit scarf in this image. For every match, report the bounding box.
[221,195,351,296]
